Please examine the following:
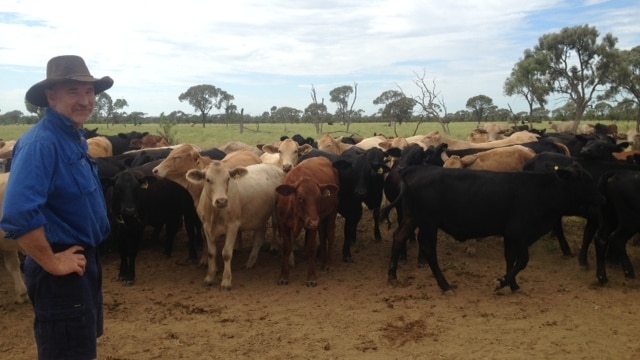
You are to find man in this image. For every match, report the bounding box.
[0,55,113,360]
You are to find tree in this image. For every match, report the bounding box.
[0,110,23,125]
[534,24,617,132]
[113,98,129,126]
[373,90,415,135]
[504,49,551,122]
[273,107,302,123]
[305,85,328,134]
[179,84,231,128]
[466,95,496,125]
[92,92,113,123]
[329,84,358,131]
[24,99,46,119]
[412,71,450,134]
[602,46,640,130]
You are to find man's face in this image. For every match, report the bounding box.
[45,81,96,128]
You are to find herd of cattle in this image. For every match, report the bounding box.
[2,121,640,303]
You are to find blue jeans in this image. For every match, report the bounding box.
[24,245,103,360]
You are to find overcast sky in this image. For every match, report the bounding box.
[1,0,639,118]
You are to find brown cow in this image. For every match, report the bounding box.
[317,134,355,155]
[130,134,170,149]
[275,157,339,287]
[441,145,537,172]
[0,172,28,303]
[87,136,113,158]
[416,130,539,151]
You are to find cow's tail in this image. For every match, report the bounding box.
[379,181,406,228]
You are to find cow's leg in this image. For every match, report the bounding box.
[610,227,637,279]
[203,227,219,287]
[220,224,240,291]
[163,217,182,257]
[551,218,573,257]
[278,227,294,286]
[419,226,454,292]
[118,224,139,286]
[182,212,201,263]
[388,214,417,281]
[2,250,28,303]
[342,205,362,262]
[372,208,382,242]
[318,212,337,271]
[579,217,598,269]
[245,226,267,269]
[496,239,528,292]
[304,228,319,287]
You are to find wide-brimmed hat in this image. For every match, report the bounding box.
[26,55,114,107]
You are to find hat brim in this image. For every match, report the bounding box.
[25,76,114,108]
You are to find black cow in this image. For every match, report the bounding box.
[108,168,201,285]
[524,152,640,269]
[332,147,391,261]
[593,171,640,284]
[381,162,604,293]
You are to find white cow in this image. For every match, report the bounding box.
[0,172,28,303]
[186,162,284,290]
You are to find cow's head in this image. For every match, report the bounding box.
[186,161,248,209]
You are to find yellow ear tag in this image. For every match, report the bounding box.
[553,166,559,171]
[141,181,149,189]
[377,168,384,175]
[323,189,331,197]
[234,174,241,180]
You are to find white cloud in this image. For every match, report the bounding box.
[0,0,638,117]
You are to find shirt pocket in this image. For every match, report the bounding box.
[68,156,98,195]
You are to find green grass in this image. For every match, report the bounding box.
[2,120,633,149]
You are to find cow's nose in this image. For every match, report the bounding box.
[215,198,228,208]
[306,218,319,229]
[283,164,292,172]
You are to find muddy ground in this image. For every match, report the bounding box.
[1,215,640,360]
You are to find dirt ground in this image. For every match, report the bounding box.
[1,215,640,360]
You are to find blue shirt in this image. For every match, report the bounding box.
[0,109,110,247]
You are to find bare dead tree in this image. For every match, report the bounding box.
[412,70,450,134]
[347,82,358,132]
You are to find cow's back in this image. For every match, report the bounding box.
[235,164,284,230]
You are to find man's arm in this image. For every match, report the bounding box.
[18,227,87,276]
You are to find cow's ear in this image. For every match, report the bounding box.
[320,184,339,197]
[262,144,278,154]
[298,144,313,155]
[616,142,630,152]
[461,155,478,167]
[186,169,206,184]
[384,147,402,158]
[553,165,574,179]
[229,167,248,180]
[275,184,296,196]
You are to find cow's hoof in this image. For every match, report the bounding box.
[493,278,507,292]
[15,293,29,304]
[203,281,215,288]
[443,289,456,296]
[306,281,318,288]
[220,285,232,291]
[122,280,135,287]
[343,256,354,263]
[278,279,289,286]
[417,262,427,269]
